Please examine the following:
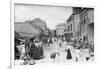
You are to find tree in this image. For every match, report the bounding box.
[30,18,48,35]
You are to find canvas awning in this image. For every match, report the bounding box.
[15,22,40,37]
[15,31,22,39]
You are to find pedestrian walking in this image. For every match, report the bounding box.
[66,49,72,60]
[50,53,56,62]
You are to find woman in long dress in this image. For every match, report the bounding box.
[50,38,60,63]
[65,46,72,60]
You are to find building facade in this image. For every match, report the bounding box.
[66,7,94,42]
[55,23,66,36]
[65,14,74,41]
[80,8,94,42]
[73,7,81,38]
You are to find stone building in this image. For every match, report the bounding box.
[65,15,73,41]
[66,7,94,42]
[55,23,66,36]
[80,8,94,42]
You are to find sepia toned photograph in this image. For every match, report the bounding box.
[14,3,94,66]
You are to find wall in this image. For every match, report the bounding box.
[87,9,94,42]
[73,13,80,37]
[87,10,94,24]
[80,9,94,42]
[80,9,88,37]
[56,23,66,35]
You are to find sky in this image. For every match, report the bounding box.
[15,4,73,29]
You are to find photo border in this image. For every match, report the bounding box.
[10,0,95,69]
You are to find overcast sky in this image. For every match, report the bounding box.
[15,4,72,29]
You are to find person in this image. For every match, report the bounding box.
[50,38,60,63]
[50,53,56,62]
[20,42,26,59]
[29,41,44,60]
[58,38,62,47]
[62,38,67,48]
[15,46,20,59]
[65,46,72,60]
[66,49,72,60]
[84,48,90,61]
[53,38,60,53]
[75,47,81,62]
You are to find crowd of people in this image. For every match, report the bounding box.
[15,34,94,65]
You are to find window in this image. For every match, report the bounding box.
[82,20,84,24]
[84,18,86,24]
[70,24,72,31]
[68,26,70,32]
[81,20,84,24]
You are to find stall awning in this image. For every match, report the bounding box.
[15,22,40,37]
